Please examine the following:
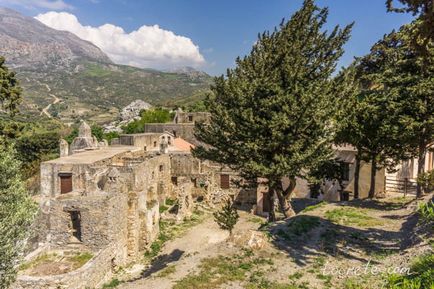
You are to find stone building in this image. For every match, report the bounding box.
[15,122,255,289]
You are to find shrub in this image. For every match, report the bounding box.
[213,199,239,235]
[418,200,434,223]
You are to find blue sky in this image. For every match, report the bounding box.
[2,0,414,75]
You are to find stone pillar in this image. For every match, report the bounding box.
[59,139,69,157]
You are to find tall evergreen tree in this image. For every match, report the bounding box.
[0,57,21,116]
[193,0,352,220]
[371,23,434,197]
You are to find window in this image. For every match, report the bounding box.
[171,176,178,186]
[341,163,350,181]
[191,178,197,188]
[220,174,230,189]
[159,165,164,172]
[59,173,72,194]
[153,141,157,147]
[188,115,193,122]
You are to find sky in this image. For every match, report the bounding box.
[0,0,415,75]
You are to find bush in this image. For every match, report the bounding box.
[417,170,434,193]
[418,200,434,223]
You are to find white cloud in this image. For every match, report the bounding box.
[35,12,206,70]
[0,0,73,10]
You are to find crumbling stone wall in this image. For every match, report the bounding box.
[15,244,120,289]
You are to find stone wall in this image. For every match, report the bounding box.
[144,123,196,144]
[46,192,128,251]
[15,245,118,289]
[174,112,210,124]
[119,133,162,150]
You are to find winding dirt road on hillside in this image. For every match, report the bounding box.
[39,83,61,118]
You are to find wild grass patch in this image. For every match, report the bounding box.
[101,278,121,288]
[174,250,306,289]
[302,201,327,213]
[386,253,434,289]
[144,210,207,261]
[325,208,383,227]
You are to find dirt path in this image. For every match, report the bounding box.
[119,213,257,289]
[117,194,433,289]
[38,82,61,118]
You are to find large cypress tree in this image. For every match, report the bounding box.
[373,24,434,197]
[193,0,352,220]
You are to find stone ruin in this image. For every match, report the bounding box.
[15,129,257,289]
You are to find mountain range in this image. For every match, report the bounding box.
[0,7,211,123]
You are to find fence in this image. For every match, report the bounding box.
[385,177,417,196]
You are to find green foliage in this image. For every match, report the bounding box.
[69,252,93,268]
[387,253,434,289]
[301,201,327,213]
[418,200,434,223]
[417,170,434,193]
[0,57,21,115]
[102,278,121,288]
[0,117,62,179]
[122,108,174,134]
[286,216,320,236]
[0,140,37,289]
[345,23,434,197]
[213,199,239,235]
[193,0,352,218]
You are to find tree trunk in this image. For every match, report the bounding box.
[274,178,296,218]
[416,142,427,198]
[354,154,361,199]
[368,156,377,198]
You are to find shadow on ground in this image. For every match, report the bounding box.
[124,249,184,283]
[263,197,431,267]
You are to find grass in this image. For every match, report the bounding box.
[19,253,58,271]
[156,265,176,277]
[174,250,307,289]
[101,278,121,288]
[325,208,383,227]
[159,204,169,213]
[69,252,93,269]
[19,251,93,272]
[302,201,327,213]
[144,210,206,260]
[386,253,434,289]
[287,215,321,236]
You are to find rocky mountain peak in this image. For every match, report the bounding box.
[0,7,111,68]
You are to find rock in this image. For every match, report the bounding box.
[233,230,266,250]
